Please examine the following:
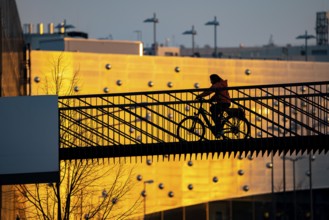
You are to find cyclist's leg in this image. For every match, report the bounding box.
[210,104,221,132]
[218,103,231,129]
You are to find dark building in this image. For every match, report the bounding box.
[0,0,26,219]
[0,0,26,97]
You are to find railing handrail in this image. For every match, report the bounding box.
[58,80,329,100]
[58,80,329,158]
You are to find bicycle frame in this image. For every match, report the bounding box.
[177,100,251,141]
[194,101,215,132]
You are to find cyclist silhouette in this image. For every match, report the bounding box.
[196,74,231,135]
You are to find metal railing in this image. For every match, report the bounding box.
[58,81,329,153]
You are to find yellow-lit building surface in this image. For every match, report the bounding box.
[1,0,328,219]
[28,50,329,219]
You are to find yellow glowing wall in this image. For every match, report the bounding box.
[29,50,329,217]
[30,51,329,96]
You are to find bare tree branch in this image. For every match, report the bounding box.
[16,53,140,220]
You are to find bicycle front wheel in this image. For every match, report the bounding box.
[177,116,205,141]
[222,116,250,139]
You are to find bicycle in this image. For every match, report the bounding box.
[177,99,250,141]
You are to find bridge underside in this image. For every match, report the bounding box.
[60,135,329,161]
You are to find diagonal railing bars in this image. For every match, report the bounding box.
[58,81,329,161]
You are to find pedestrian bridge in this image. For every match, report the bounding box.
[58,81,329,161]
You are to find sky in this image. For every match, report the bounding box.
[16,0,329,48]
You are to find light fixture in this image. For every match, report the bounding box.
[194,83,200,88]
[301,86,307,92]
[144,13,159,55]
[175,66,180,72]
[187,161,193,166]
[143,179,154,219]
[188,184,193,190]
[238,170,245,175]
[148,81,154,87]
[158,183,164,190]
[296,30,315,61]
[168,191,174,197]
[137,175,143,181]
[105,64,111,70]
[167,82,173,88]
[145,112,152,121]
[116,80,122,86]
[266,162,273,169]
[205,16,220,57]
[243,185,250,191]
[213,176,218,183]
[182,25,197,55]
[34,76,41,83]
[103,87,109,93]
[245,69,251,75]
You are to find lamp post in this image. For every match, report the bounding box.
[134,30,142,41]
[55,19,75,35]
[306,154,316,220]
[296,30,315,61]
[266,154,275,220]
[182,25,197,56]
[283,156,305,220]
[144,13,159,55]
[205,16,220,57]
[142,180,154,219]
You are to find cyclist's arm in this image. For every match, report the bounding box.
[196,86,214,99]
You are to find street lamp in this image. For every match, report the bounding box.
[134,30,142,41]
[205,16,220,57]
[306,154,315,220]
[142,179,154,219]
[55,19,75,35]
[283,156,305,220]
[296,30,315,61]
[182,25,197,56]
[144,13,159,55]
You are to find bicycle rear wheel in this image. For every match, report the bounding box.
[221,116,250,139]
[177,116,205,141]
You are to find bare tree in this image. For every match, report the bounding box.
[17,161,141,220]
[42,53,79,96]
[16,53,142,220]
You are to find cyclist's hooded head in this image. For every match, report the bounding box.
[210,74,222,84]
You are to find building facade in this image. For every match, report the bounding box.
[29,50,329,219]
[1,1,329,219]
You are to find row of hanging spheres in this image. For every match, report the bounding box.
[136,159,251,199]
[105,64,253,76]
[104,64,253,92]
[106,63,201,91]
[33,65,252,93]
